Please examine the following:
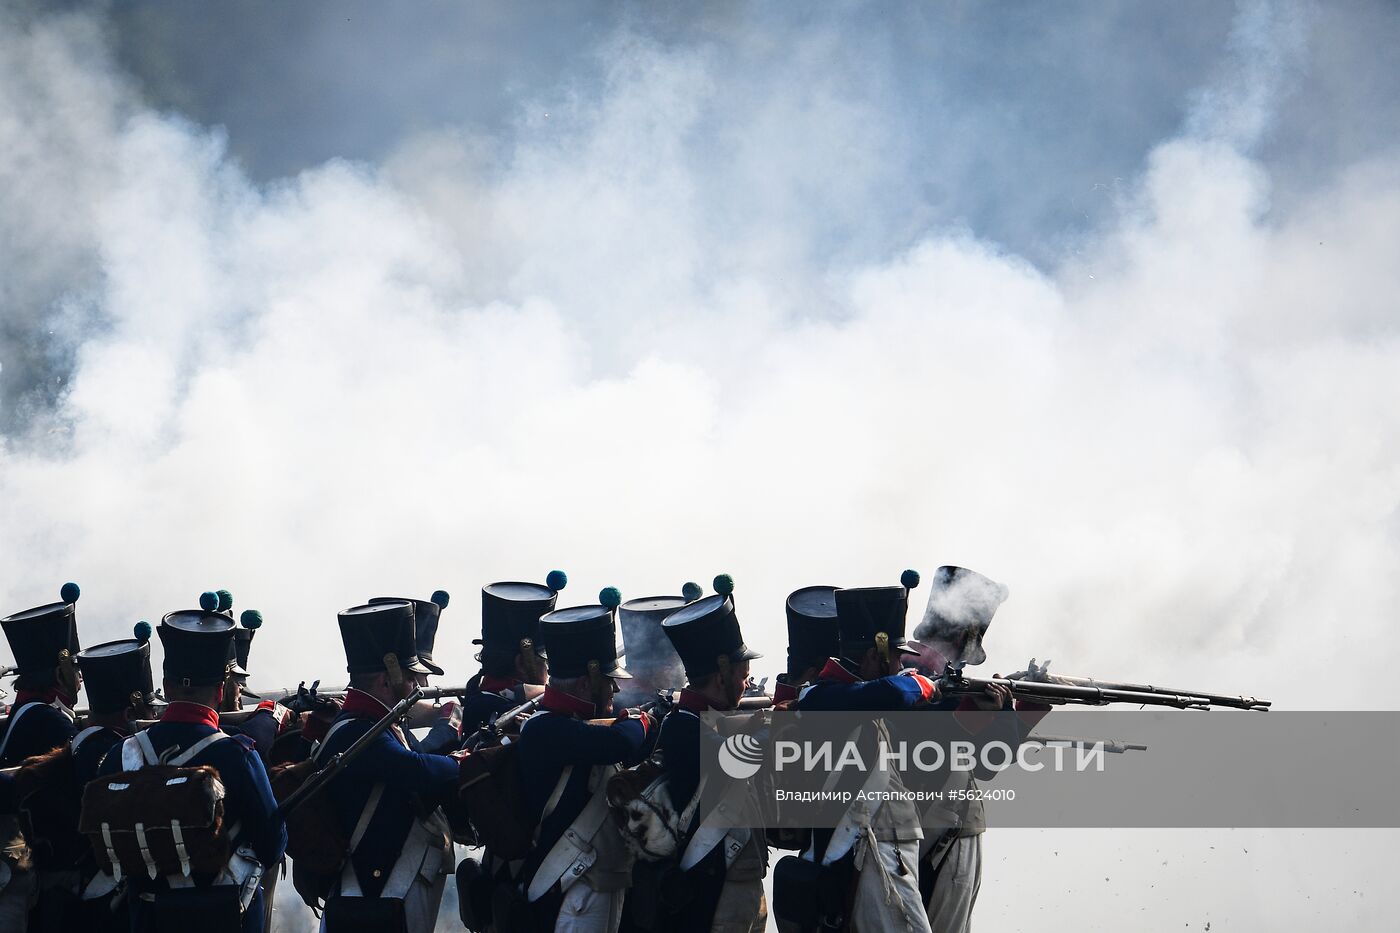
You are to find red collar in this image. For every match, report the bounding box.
[677,688,723,713]
[773,680,800,704]
[540,686,595,718]
[16,688,77,710]
[342,688,392,719]
[480,675,521,694]
[818,658,861,685]
[161,702,220,729]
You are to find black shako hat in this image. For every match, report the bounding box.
[477,571,567,658]
[1,583,83,684]
[158,610,236,688]
[617,582,702,688]
[76,624,156,713]
[539,587,630,679]
[369,591,450,676]
[662,575,762,682]
[834,570,922,661]
[912,566,1009,667]
[338,600,431,678]
[785,585,840,674]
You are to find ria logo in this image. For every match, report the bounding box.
[717,733,765,780]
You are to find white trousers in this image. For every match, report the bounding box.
[850,839,932,933]
[554,881,624,933]
[923,835,981,933]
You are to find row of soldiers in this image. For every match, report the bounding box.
[0,565,1031,933]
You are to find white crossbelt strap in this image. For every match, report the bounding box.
[527,765,618,902]
[822,731,894,866]
[680,775,754,871]
[336,783,386,898]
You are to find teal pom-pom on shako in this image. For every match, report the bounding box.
[240,609,264,630]
[61,582,81,603]
[713,574,734,596]
[546,570,568,591]
[199,591,220,611]
[216,589,234,612]
[901,569,921,589]
[133,620,152,643]
[599,586,622,609]
[682,581,703,601]
[431,590,450,609]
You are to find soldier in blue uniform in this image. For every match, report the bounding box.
[0,583,84,768]
[61,624,162,932]
[648,573,766,933]
[367,592,462,754]
[95,607,287,933]
[0,586,83,933]
[461,572,566,737]
[792,571,940,933]
[72,623,160,782]
[514,587,655,932]
[316,600,465,933]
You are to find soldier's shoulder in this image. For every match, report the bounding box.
[229,732,258,752]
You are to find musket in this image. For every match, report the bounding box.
[248,684,471,704]
[1023,734,1148,755]
[461,695,542,750]
[1017,660,1271,711]
[275,687,424,820]
[650,688,773,714]
[937,663,1213,710]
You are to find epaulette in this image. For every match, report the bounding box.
[231,733,258,751]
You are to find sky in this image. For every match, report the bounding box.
[1,1,1398,929]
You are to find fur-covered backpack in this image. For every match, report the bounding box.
[78,733,233,881]
[605,760,701,862]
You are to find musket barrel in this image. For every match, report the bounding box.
[247,684,470,703]
[1052,674,1270,710]
[942,672,1213,709]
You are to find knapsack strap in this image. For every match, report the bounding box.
[71,725,107,755]
[125,730,228,769]
[169,732,229,766]
[0,702,36,761]
[311,718,360,764]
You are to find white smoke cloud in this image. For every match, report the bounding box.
[1,0,1396,702]
[1,1,1398,929]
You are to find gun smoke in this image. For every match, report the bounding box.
[1,1,1398,930]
